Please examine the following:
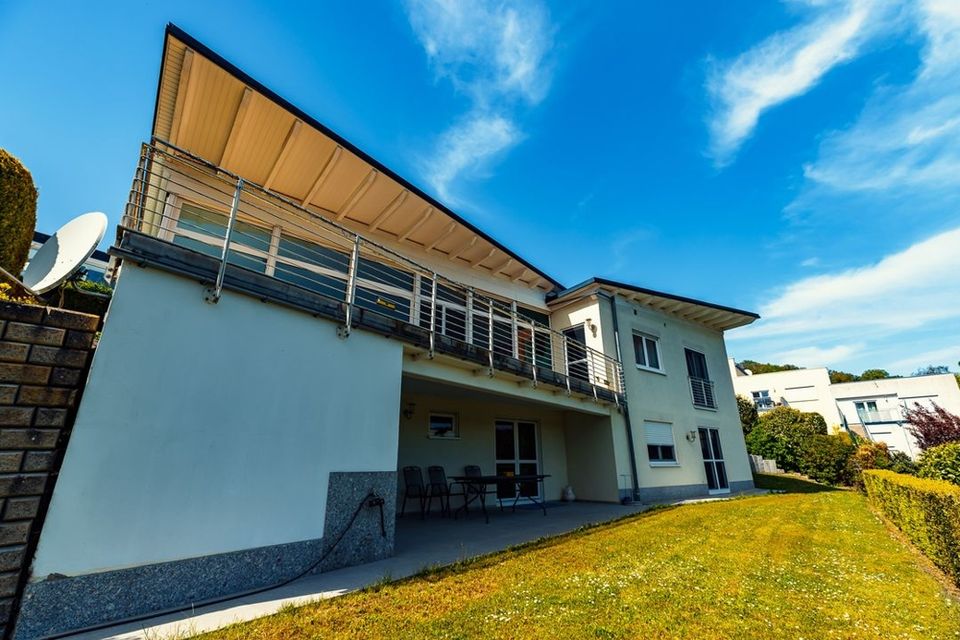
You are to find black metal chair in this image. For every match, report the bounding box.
[456,464,502,517]
[400,465,427,519]
[426,465,463,517]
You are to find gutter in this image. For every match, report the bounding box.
[601,291,640,500]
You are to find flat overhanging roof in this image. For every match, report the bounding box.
[151,24,562,292]
[548,277,759,331]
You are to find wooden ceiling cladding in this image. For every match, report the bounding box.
[154,31,555,292]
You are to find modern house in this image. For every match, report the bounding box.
[831,375,960,458]
[730,360,960,458]
[728,360,842,427]
[17,25,758,637]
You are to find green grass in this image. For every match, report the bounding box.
[196,474,959,640]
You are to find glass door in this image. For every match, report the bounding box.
[562,325,590,383]
[495,420,540,499]
[698,427,729,494]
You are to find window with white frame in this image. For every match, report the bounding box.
[428,413,458,439]
[633,332,662,371]
[644,421,677,464]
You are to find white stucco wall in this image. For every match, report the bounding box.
[33,264,403,578]
[606,296,753,492]
[728,364,843,428]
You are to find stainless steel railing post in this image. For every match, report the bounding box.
[428,273,438,357]
[339,235,362,338]
[204,176,244,304]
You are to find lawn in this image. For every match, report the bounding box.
[197,475,959,640]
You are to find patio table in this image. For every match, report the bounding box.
[449,474,551,524]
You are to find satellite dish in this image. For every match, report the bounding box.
[21,212,108,294]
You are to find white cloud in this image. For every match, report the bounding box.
[739,226,960,340]
[425,114,520,202]
[773,344,862,368]
[800,0,960,196]
[404,0,554,200]
[730,227,960,371]
[886,345,960,372]
[706,0,895,165]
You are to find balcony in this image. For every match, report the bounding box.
[118,142,626,405]
[689,377,717,409]
[753,396,776,411]
[857,408,903,424]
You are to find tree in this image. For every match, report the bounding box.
[829,369,858,384]
[0,148,38,274]
[799,433,855,485]
[913,365,949,376]
[904,402,960,450]
[744,406,827,472]
[738,360,799,375]
[859,369,891,381]
[737,395,759,435]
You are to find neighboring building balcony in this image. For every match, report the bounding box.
[755,398,776,411]
[118,142,626,405]
[856,408,904,424]
[689,376,717,409]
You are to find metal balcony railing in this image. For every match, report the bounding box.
[755,398,776,411]
[120,141,626,402]
[857,408,903,424]
[689,377,716,409]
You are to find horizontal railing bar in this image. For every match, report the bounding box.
[126,141,626,395]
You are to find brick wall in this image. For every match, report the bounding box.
[0,302,98,639]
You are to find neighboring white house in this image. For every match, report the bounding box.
[728,360,842,427]
[832,374,960,458]
[18,25,759,638]
[730,359,960,459]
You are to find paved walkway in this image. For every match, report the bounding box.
[71,493,761,639]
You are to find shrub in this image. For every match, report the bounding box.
[0,148,38,274]
[904,402,960,450]
[847,441,894,490]
[917,443,960,486]
[737,395,758,435]
[889,451,917,476]
[744,406,827,472]
[863,470,960,587]
[799,433,855,485]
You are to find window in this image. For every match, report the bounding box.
[173,203,271,273]
[428,413,458,439]
[562,324,590,383]
[685,348,716,409]
[633,332,662,371]
[684,348,709,379]
[644,421,677,465]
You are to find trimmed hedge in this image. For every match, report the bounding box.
[863,469,960,586]
[0,148,38,274]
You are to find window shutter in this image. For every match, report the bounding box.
[644,421,674,446]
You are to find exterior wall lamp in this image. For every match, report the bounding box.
[402,403,416,420]
[686,430,697,443]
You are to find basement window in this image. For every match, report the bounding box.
[428,413,459,439]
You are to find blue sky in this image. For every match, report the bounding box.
[1,0,958,376]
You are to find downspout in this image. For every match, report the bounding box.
[602,291,640,500]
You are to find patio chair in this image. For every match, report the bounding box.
[457,465,502,516]
[400,465,428,519]
[426,465,463,517]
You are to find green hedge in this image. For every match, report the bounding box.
[863,470,960,586]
